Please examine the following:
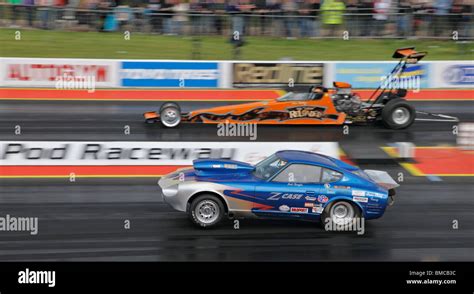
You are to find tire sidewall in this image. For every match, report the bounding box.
[159,102,181,127]
[382,98,415,129]
[189,195,225,228]
[320,200,361,231]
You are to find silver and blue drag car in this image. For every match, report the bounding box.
[159,150,399,228]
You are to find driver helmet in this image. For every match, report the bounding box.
[309,85,326,100]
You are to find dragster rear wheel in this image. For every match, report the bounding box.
[159,102,181,128]
[381,98,415,129]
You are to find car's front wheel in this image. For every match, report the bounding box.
[189,195,225,228]
[321,200,361,231]
[159,102,181,127]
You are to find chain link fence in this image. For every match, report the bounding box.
[0,4,472,39]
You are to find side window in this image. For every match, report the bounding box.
[272,164,322,183]
[321,168,343,183]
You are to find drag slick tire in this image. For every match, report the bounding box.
[320,200,361,231]
[189,194,225,228]
[159,102,181,128]
[381,98,415,129]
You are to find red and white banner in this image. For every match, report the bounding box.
[0,141,339,177]
[0,58,119,87]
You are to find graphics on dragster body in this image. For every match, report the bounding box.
[189,106,340,123]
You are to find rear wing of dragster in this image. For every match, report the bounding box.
[367,47,459,123]
[366,47,427,104]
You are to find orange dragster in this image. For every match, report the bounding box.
[144,47,457,130]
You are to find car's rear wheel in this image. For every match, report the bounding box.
[321,200,361,231]
[159,102,181,128]
[189,195,225,228]
[381,98,415,129]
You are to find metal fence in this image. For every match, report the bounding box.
[0,4,473,39]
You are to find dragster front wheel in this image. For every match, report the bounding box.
[381,98,415,129]
[159,102,181,128]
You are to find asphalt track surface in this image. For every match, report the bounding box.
[0,99,473,261]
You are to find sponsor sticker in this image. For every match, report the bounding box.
[353,196,368,203]
[352,190,366,197]
[279,205,290,212]
[304,202,315,208]
[333,185,350,190]
[366,191,385,198]
[305,196,317,201]
[290,207,308,213]
[317,195,329,203]
[312,206,324,214]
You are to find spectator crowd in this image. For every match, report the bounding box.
[1,0,473,38]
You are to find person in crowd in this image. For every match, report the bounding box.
[397,0,413,38]
[8,0,22,27]
[160,0,175,35]
[321,0,346,37]
[373,0,391,36]
[356,0,372,36]
[345,0,359,36]
[410,0,432,37]
[298,0,315,37]
[450,0,473,39]
[433,0,453,36]
[172,0,190,35]
[281,0,297,38]
[226,0,244,39]
[23,0,36,27]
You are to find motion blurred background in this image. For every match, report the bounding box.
[0,0,473,59]
[0,0,472,262]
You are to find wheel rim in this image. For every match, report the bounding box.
[195,200,220,224]
[330,202,355,225]
[161,108,180,127]
[392,107,410,125]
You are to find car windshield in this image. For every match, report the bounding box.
[254,154,288,180]
[277,92,313,101]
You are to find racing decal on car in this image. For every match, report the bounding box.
[290,207,308,213]
[279,205,290,212]
[353,196,369,203]
[312,205,324,214]
[287,106,339,121]
[333,185,351,190]
[305,196,317,201]
[188,105,340,123]
[267,192,304,201]
[304,202,315,208]
[366,191,386,198]
[317,195,329,203]
[352,190,366,197]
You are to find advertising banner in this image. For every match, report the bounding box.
[432,62,474,88]
[0,58,118,88]
[233,63,324,88]
[0,141,339,166]
[334,62,430,89]
[120,61,220,88]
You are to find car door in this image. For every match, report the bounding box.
[253,163,324,217]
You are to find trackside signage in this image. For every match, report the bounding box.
[0,142,339,166]
[0,58,119,87]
